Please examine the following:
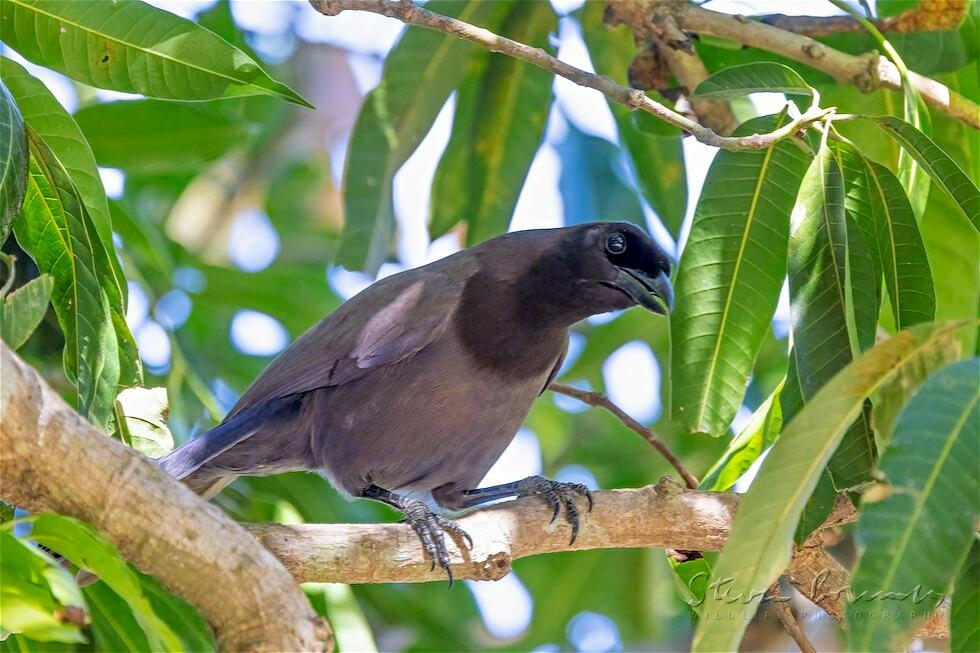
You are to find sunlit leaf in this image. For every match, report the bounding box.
[0,273,53,349]
[304,583,378,653]
[876,116,980,230]
[951,539,980,653]
[789,143,876,490]
[74,100,255,172]
[581,1,687,236]
[671,112,812,436]
[692,321,965,653]
[114,387,174,458]
[0,0,311,107]
[430,1,555,243]
[340,0,507,272]
[0,77,27,242]
[848,358,979,652]
[692,62,813,100]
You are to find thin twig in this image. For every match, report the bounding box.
[308,0,833,152]
[549,382,700,490]
[768,582,818,653]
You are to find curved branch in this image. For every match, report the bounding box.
[308,0,831,152]
[758,0,970,37]
[0,345,333,653]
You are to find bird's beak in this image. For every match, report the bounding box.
[614,268,674,315]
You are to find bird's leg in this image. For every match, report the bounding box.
[458,476,593,545]
[361,484,472,587]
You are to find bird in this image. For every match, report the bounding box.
[159,221,673,583]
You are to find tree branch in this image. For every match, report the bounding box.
[307,0,831,151]
[768,582,817,653]
[757,0,970,38]
[0,345,333,653]
[549,382,700,489]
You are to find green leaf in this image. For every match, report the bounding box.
[691,320,965,653]
[14,130,125,430]
[304,583,378,653]
[0,529,87,644]
[692,62,813,100]
[671,112,813,436]
[700,380,783,492]
[73,100,254,172]
[429,1,555,244]
[113,387,174,458]
[848,358,979,652]
[138,575,214,653]
[876,116,980,230]
[845,213,879,353]
[0,0,311,107]
[788,143,876,490]
[794,468,836,545]
[0,77,27,242]
[580,1,687,236]
[952,539,980,653]
[339,0,507,272]
[0,273,52,349]
[25,514,182,652]
[835,142,935,331]
[0,56,128,311]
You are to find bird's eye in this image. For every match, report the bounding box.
[605,233,627,255]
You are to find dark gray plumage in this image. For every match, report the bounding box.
[160,222,673,581]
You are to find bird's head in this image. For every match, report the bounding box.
[494,222,674,328]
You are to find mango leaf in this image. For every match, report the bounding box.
[74,100,255,173]
[25,514,182,652]
[700,380,783,492]
[671,112,812,436]
[580,1,687,236]
[692,62,813,100]
[951,539,980,653]
[113,387,174,458]
[0,0,311,107]
[846,214,879,353]
[0,77,27,242]
[794,468,836,545]
[788,143,876,490]
[429,1,555,244]
[138,575,214,653]
[15,130,124,430]
[0,273,52,349]
[691,320,964,653]
[304,583,378,653]
[876,116,980,230]
[848,358,979,652]
[0,529,87,644]
[835,142,935,330]
[1,56,130,327]
[340,0,506,272]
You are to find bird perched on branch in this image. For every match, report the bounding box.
[160,222,673,583]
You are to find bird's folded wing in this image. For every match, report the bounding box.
[227,268,467,418]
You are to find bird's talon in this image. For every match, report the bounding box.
[401,499,470,585]
[517,476,594,544]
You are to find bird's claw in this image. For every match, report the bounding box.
[516,476,593,545]
[400,499,472,588]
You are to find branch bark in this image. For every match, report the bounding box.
[0,345,333,653]
[308,0,831,152]
[757,0,970,38]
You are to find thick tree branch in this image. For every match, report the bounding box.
[308,0,831,151]
[757,0,970,38]
[0,345,333,653]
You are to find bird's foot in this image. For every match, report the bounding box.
[400,498,472,587]
[515,476,593,545]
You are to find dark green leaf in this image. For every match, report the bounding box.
[848,358,979,651]
[1,56,128,309]
[15,130,127,430]
[692,62,813,100]
[0,0,311,107]
[788,143,875,489]
[74,100,254,172]
[692,321,966,653]
[0,77,27,242]
[430,1,555,243]
[794,468,836,545]
[835,143,935,331]
[340,0,507,272]
[580,1,687,236]
[27,514,182,652]
[951,539,980,653]
[0,273,52,349]
[876,116,980,230]
[846,213,879,352]
[671,112,812,436]
[138,575,214,653]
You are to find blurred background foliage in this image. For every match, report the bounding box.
[1,0,977,651]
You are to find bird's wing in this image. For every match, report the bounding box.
[228,267,467,418]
